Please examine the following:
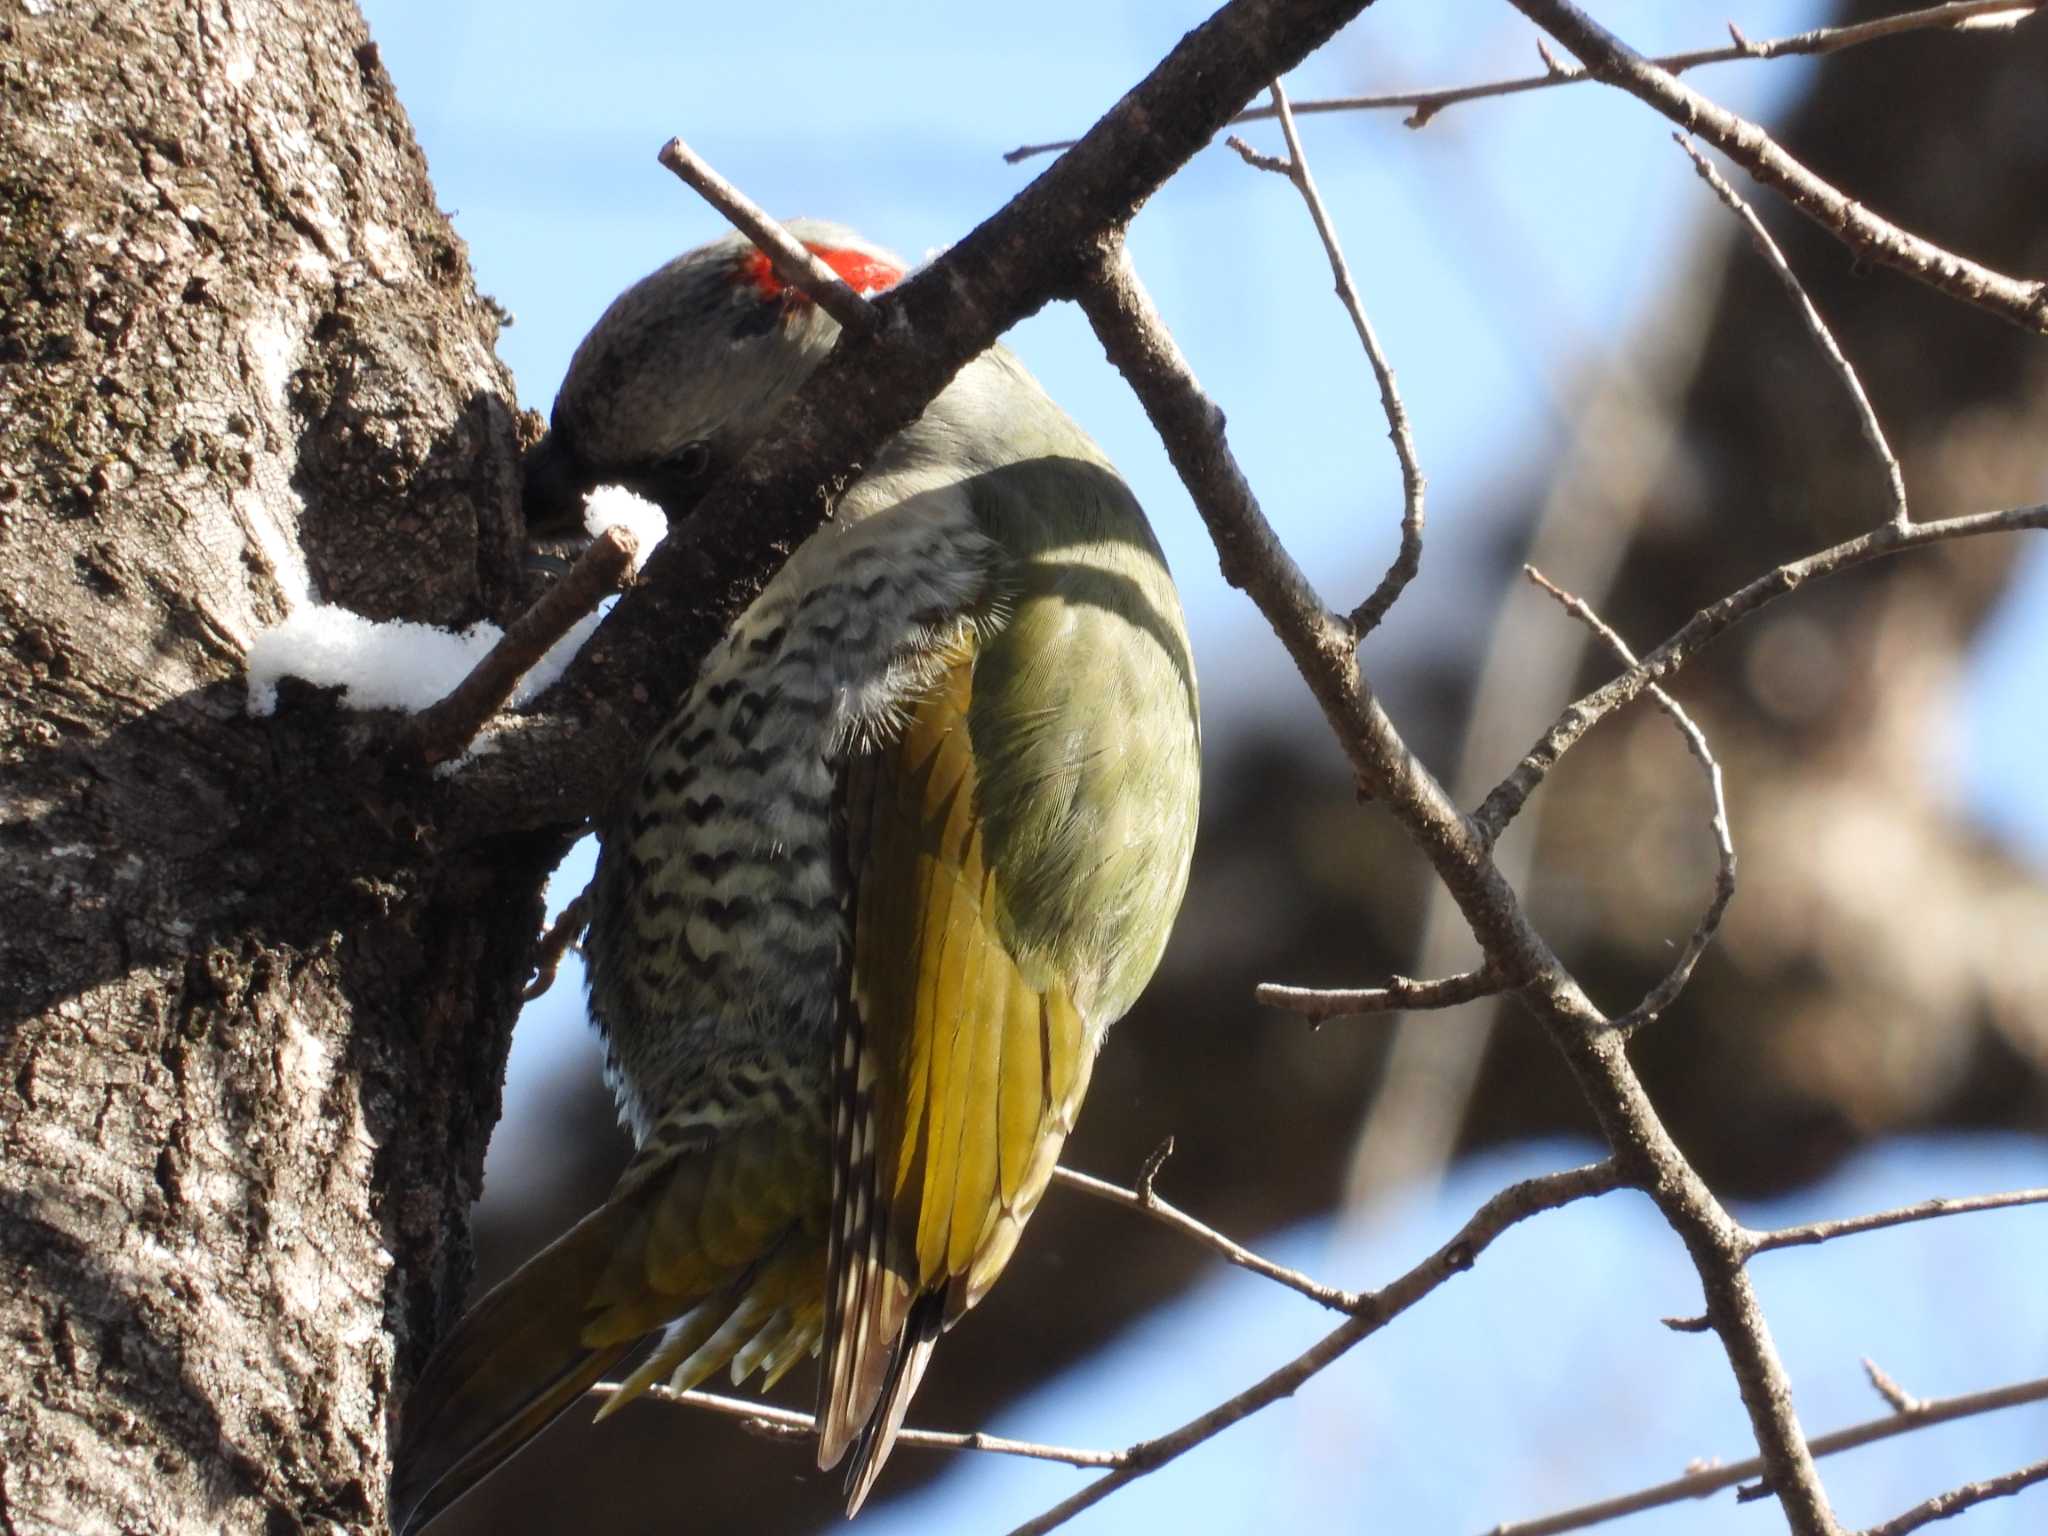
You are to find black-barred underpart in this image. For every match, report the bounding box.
[392,222,1200,1531]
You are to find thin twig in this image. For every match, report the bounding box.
[655,138,879,336]
[1862,1456,2048,1536]
[1487,1375,2048,1536]
[1504,0,2048,334]
[1747,1186,2048,1255]
[1474,501,2048,843]
[1523,566,1735,1034]
[1002,1,2045,156]
[1009,1163,1624,1536]
[1135,1136,1175,1204]
[522,888,591,1002]
[1256,967,1501,1021]
[1227,80,1426,638]
[586,1383,1122,1469]
[410,526,638,767]
[1674,136,1909,530]
[1863,1358,1923,1415]
[1052,1157,1361,1314]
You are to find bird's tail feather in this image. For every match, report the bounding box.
[390,1203,634,1535]
[840,1290,945,1516]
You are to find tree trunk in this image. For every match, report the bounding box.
[1,4,555,1531]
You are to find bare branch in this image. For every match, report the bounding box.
[655,138,879,336]
[1003,2,2045,156]
[410,526,638,768]
[1863,1358,1923,1415]
[1474,502,2048,843]
[1052,1158,1361,1314]
[522,888,591,1002]
[1503,0,2048,333]
[1256,967,1501,1021]
[1862,1457,2048,1536]
[1229,80,1426,637]
[1674,135,1908,529]
[1134,1135,1175,1204]
[1222,135,1292,176]
[1747,1186,2048,1255]
[586,1383,1123,1469]
[1522,566,1735,1033]
[1488,1375,2048,1536]
[1009,1163,1624,1536]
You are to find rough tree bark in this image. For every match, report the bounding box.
[0,4,558,1530]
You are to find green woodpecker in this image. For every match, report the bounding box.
[392,222,1200,1530]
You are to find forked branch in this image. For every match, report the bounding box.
[1002,1,2043,152]
[1504,0,2048,333]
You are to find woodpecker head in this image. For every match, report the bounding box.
[522,220,906,541]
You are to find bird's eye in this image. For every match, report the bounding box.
[624,439,720,515]
[669,441,713,479]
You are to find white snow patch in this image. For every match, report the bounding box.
[583,484,668,572]
[245,606,503,716]
[244,484,671,721]
[512,609,604,704]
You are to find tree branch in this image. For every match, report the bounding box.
[1008,1163,1624,1536]
[1862,1357,1923,1415]
[1255,967,1501,1021]
[1488,1374,2048,1536]
[1052,1156,1361,1313]
[1747,1186,2048,1255]
[522,887,591,1002]
[655,138,880,336]
[1673,134,1908,530]
[1862,1456,2048,1536]
[1003,1,2043,153]
[1521,566,1735,1033]
[409,525,637,768]
[1473,501,2048,843]
[1227,79,1426,638]
[586,1384,1123,1469]
[1502,0,2048,333]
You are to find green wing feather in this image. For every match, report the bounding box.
[818,642,1097,1512]
[818,458,1199,1511]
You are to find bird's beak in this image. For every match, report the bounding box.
[522,430,592,542]
[521,430,594,582]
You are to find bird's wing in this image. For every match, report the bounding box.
[817,635,1096,1510]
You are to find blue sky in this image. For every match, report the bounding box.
[356,2,2048,1530]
